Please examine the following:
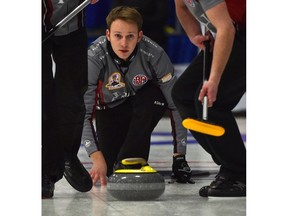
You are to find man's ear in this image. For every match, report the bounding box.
[106,29,110,41]
[137,30,143,42]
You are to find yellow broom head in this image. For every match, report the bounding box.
[182,118,225,137]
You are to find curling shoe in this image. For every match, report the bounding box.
[199,175,246,197]
[42,174,55,199]
[64,155,93,192]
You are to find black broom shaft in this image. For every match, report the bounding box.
[42,0,90,43]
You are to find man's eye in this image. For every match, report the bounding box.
[115,34,122,39]
[127,35,135,40]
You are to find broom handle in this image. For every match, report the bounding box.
[202,41,210,120]
[203,96,208,120]
[42,0,91,43]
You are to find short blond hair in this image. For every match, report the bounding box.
[106,6,143,31]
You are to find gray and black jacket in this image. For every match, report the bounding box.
[82,35,188,156]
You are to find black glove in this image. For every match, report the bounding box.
[171,155,195,184]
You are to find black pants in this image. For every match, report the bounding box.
[172,31,246,182]
[96,82,167,176]
[42,28,88,182]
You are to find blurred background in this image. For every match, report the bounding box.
[85,0,198,64]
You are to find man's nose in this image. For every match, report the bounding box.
[120,37,128,47]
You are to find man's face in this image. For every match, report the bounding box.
[106,19,143,60]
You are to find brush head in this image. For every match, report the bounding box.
[182,118,225,137]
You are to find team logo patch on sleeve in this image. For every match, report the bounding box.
[84,140,91,148]
[105,72,125,90]
[132,74,148,86]
[185,0,196,7]
[161,73,172,83]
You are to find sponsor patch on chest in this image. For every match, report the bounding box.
[105,72,125,90]
[132,74,148,86]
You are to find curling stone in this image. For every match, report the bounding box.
[107,158,165,201]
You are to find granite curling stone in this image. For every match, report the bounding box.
[107,158,165,201]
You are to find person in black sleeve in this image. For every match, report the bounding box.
[172,0,246,197]
[42,0,99,199]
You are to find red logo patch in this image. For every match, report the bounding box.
[132,74,148,86]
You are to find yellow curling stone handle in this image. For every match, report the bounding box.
[115,158,157,173]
